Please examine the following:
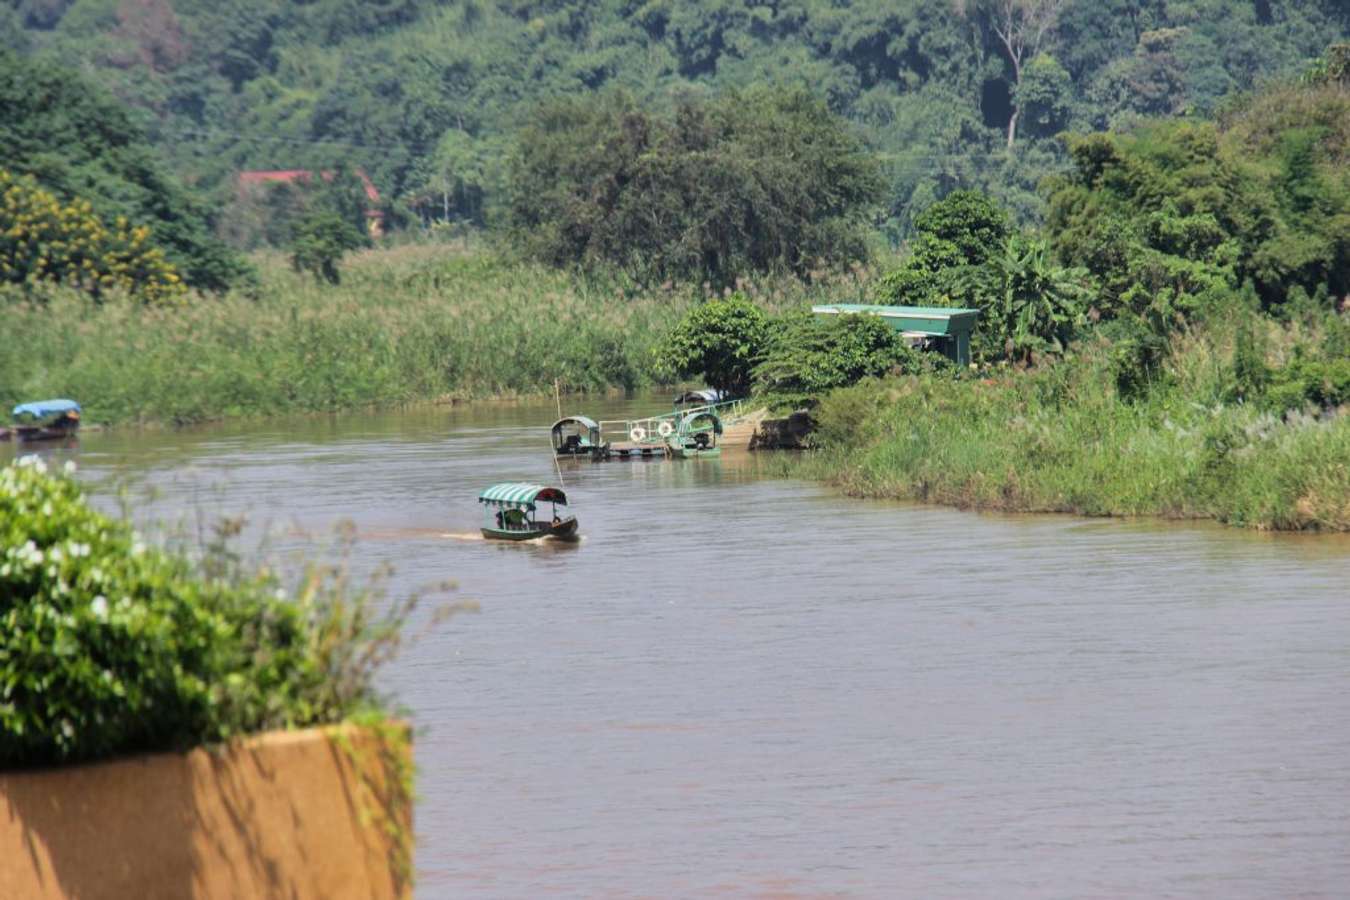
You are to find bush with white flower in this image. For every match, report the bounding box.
[0,456,415,767]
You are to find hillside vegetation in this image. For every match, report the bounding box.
[4,1,1346,238]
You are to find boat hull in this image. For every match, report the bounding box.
[670,446,721,458]
[481,516,580,542]
[0,424,79,443]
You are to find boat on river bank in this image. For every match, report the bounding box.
[0,399,81,443]
[478,483,579,542]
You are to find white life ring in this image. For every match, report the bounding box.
[657,421,674,438]
[629,425,647,443]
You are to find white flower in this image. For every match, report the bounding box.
[63,460,77,475]
[90,595,109,621]
[17,455,47,473]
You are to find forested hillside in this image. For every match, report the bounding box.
[5,0,1347,239]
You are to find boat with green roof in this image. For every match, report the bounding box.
[478,483,580,542]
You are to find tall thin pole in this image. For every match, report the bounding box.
[554,378,563,420]
[551,434,566,487]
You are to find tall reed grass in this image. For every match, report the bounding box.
[0,245,872,425]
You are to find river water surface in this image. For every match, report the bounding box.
[19,396,1350,897]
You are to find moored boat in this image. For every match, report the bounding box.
[478,483,580,541]
[666,411,722,458]
[0,399,81,442]
[552,415,607,458]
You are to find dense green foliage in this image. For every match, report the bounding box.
[0,456,416,765]
[753,312,932,406]
[1,170,187,303]
[0,51,249,291]
[6,2,1345,240]
[655,293,772,395]
[874,190,1092,362]
[222,166,376,253]
[506,88,882,283]
[1044,83,1350,319]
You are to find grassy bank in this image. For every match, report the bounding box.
[0,245,870,425]
[790,331,1350,531]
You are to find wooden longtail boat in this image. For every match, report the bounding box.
[478,483,580,542]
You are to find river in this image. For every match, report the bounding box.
[17,395,1350,897]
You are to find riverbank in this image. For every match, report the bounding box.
[789,355,1350,532]
[2,245,866,426]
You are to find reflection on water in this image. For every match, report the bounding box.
[11,396,1350,897]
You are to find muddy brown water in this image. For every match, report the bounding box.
[13,396,1350,897]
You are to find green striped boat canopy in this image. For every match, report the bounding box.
[477,483,567,509]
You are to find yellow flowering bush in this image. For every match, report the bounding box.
[0,170,186,304]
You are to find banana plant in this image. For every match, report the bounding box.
[991,235,1092,364]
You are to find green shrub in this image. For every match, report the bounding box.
[1099,315,1169,401]
[1265,352,1350,413]
[290,211,370,285]
[753,311,934,407]
[0,457,427,767]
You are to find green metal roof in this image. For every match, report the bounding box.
[477,483,567,508]
[811,304,980,336]
[813,303,980,317]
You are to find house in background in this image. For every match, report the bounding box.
[236,168,385,238]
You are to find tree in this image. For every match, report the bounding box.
[289,212,368,285]
[656,295,771,396]
[876,190,1011,304]
[505,88,883,284]
[1045,71,1350,319]
[956,0,1068,149]
[0,169,186,303]
[1016,53,1072,138]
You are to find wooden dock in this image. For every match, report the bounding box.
[601,442,670,460]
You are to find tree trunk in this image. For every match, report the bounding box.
[1007,106,1019,149]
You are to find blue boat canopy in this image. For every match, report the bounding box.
[674,389,727,406]
[12,399,81,421]
[678,411,723,435]
[477,483,567,509]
